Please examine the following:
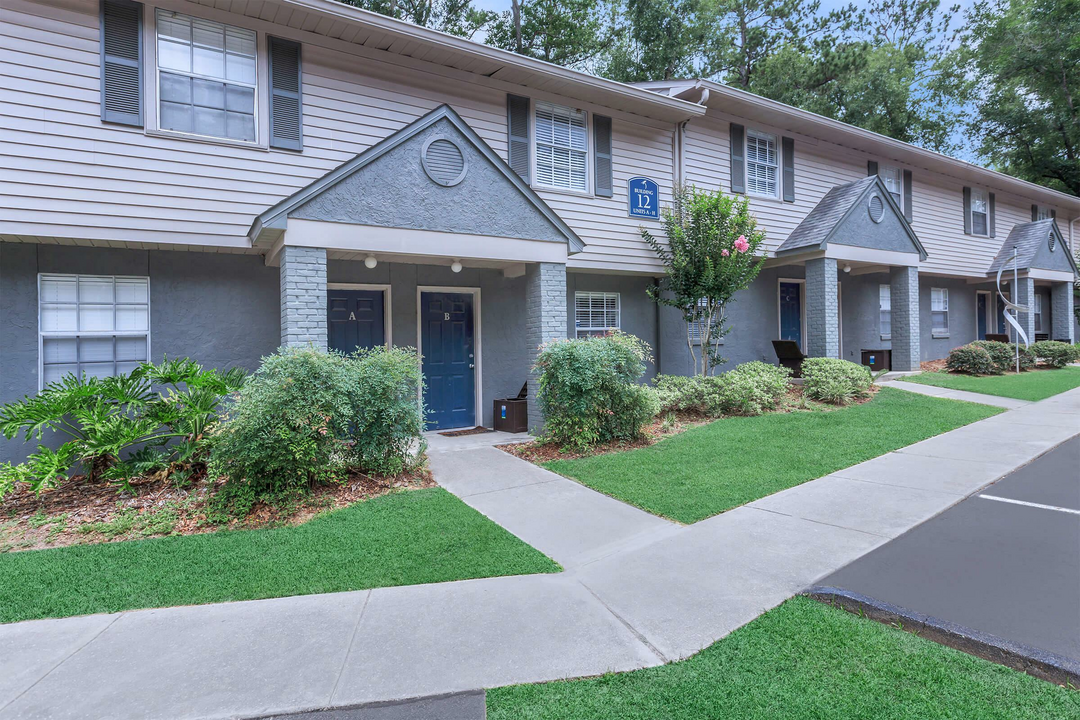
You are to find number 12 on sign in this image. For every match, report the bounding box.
[627,177,660,220]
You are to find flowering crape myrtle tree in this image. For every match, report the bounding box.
[642,184,766,375]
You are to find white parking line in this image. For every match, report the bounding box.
[978,494,1080,516]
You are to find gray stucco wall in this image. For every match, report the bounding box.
[565,272,659,381]
[0,243,280,465]
[829,189,923,256]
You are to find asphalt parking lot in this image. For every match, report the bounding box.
[822,436,1080,662]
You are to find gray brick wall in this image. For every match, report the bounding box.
[280,245,327,349]
[890,266,920,371]
[805,257,839,358]
[1015,277,1036,344]
[525,262,567,430]
[1051,281,1075,343]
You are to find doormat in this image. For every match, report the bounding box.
[438,427,494,437]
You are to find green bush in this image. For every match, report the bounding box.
[1031,340,1080,368]
[948,343,997,375]
[210,346,424,500]
[964,340,1035,373]
[801,358,872,405]
[655,361,791,417]
[534,331,659,451]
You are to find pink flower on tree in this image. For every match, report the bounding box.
[721,249,730,257]
[734,235,750,253]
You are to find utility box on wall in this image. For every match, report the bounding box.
[493,398,528,433]
[861,349,892,372]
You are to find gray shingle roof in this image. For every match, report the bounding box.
[775,176,877,253]
[987,219,1058,275]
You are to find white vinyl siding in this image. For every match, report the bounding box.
[881,166,902,206]
[38,274,150,387]
[534,101,588,192]
[1034,294,1043,332]
[575,291,619,338]
[156,10,257,143]
[931,287,949,337]
[745,130,778,197]
[879,284,891,339]
[970,188,989,236]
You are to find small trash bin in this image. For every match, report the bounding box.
[493,398,528,433]
[861,349,891,372]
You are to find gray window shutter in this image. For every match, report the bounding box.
[1051,208,1056,220]
[269,37,302,151]
[781,136,794,202]
[867,160,878,176]
[1031,204,1039,221]
[507,95,530,183]
[99,0,143,127]
[902,169,913,221]
[963,186,971,235]
[594,114,613,198]
[989,192,996,237]
[729,123,745,194]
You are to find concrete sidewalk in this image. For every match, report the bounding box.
[883,378,1033,409]
[2,388,1078,720]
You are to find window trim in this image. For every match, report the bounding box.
[745,129,780,199]
[1035,205,1054,221]
[969,188,989,237]
[880,165,903,208]
[574,291,620,338]
[532,100,591,195]
[1033,293,1043,333]
[37,273,152,390]
[931,287,950,338]
[879,283,892,341]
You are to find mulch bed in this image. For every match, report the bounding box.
[921,359,949,372]
[438,426,493,437]
[1,466,433,553]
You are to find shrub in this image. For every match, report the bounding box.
[1031,340,1080,368]
[801,358,872,405]
[948,343,997,375]
[967,340,1035,373]
[534,331,659,451]
[210,346,425,499]
[655,361,791,417]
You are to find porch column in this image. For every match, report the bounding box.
[890,266,921,371]
[525,262,567,431]
[1051,281,1075,343]
[280,245,327,349]
[1015,276,1037,343]
[805,257,839,358]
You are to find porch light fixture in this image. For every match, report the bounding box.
[843,264,851,273]
[364,255,377,269]
[451,259,463,273]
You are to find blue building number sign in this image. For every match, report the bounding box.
[627,177,660,220]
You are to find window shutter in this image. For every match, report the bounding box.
[988,192,996,237]
[867,160,878,177]
[507,94,530,183]
[594,114,613,198]
[99,0,143,127]
[268,37,303,151]
[781,136,795,202]
[1051,208,1057,220]
[1031,204,1039,221]
[729,123,745,194]
[902,169,913,221]
[962,187,971,235]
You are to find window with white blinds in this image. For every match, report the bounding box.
[881,166,902,206]
[39,275,150,387]
[575,292,619,338]
[931,287,949,336]
[879,284,891,339]
[970,189,989,236]
[1034,294,1043,332]
[535,101,587,192]
[746,131,778,197]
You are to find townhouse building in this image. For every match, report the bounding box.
[1,0,1078,462]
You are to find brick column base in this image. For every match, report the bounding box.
[280,245,327,349]
[805,257,839,358]
[890,265,920,371]
[525,262,567,432]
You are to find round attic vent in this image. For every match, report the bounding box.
[422,137,467,187]
[1049,232,1057,252]
[868,193,885,223]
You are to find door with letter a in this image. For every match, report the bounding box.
[327,289,385,353]
[421,292,475,430]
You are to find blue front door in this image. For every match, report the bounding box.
[327,290,385,353]
[779,282,803,348]
[977,293,988,340]
[421,292,475,430]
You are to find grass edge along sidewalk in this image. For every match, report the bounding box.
[900,366,1080,402]
[542,387,1002,524]
[0,487,559,624]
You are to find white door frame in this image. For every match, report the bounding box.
[777,277,807,353]
[416,286,482,430]
[326,283,392,348]
[837,280,843,357]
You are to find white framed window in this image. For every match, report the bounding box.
[879,284,891,339]
[1034,293,1043,332]
[931,287,949,337]
[156,10,257,143]
[881,166,902,206]
[574,291,619,338]
[1035,205,1054,221]
[687,297,714,345]
[534,101,587,192]
[38,274,150,388]
[746,130,779,197]
[970,188,989,236]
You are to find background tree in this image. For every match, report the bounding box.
[339,0,493,38]
[597,0,703,82]
[642,185,766,375]
[486,0,612,68]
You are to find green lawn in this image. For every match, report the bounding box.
[900,367,1080,401]
[488,596,1079,720]
[543,387,1000,523]
[0,488,558,624]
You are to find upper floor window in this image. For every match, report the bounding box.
[535,102,587,192]
[574,291,619,338]
[156,10,257,143]
[746,130,779,197]
[969,188,989,236]
[881,166,902,207]
[1035,205,1054,221]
